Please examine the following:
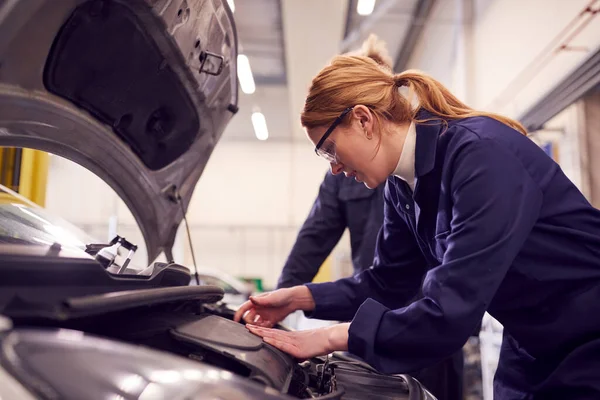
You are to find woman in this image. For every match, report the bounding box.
[234,36,600,399]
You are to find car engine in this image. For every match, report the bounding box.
[30,299,433,400]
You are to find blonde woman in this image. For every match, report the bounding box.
[235,36,600,399]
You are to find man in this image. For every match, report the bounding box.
[277,170,465,400]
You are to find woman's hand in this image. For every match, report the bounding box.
[246,323,350,359]
[233,286,316,328]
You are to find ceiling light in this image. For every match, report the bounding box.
[357,0,376,16]
[226,0,235,13]
[237,54,255,94]
[251,112,269,141]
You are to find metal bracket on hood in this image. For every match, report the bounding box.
[199,50,224,76]
[162,184,180,203]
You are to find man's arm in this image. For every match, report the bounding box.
[277,172,346,289]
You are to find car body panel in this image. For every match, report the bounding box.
[0,0,238,262]
[0,327,290,400]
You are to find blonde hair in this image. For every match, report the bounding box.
[301,34,526,136]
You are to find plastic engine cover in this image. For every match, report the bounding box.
[171,315,295,393]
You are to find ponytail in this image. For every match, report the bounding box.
[393,70,527,135]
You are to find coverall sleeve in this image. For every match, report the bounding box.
[304,180,428,322]
[276,172,346,289]
[347,139,543,374]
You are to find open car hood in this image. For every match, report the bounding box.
[0,0,238,262]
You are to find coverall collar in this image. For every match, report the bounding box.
[414,109,445,178]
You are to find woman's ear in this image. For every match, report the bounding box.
[352,105,373,137]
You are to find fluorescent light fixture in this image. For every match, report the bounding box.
[227,0,235,13]
[237,54,255,94]
[357,0,376,16]
[251,112,269,141]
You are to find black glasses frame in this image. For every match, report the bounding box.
[314,106,354,155]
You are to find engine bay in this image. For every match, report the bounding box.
[0,241,434,399]
[9,298,432,400]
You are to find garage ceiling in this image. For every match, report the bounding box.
[223,0,433,141]
[343,0,428,70]
[233,0,286,85]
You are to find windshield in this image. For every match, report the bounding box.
[0,184,96,251]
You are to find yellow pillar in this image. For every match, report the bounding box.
[18,149,50,207]
[312,255,332,283]
[552,142,560,164]
[0,148,16,190]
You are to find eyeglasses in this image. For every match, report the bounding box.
[314,106,354,163]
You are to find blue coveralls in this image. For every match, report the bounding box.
[306,110,600,399]
[277,169,464,400]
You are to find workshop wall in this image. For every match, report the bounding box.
[408,0,600,115]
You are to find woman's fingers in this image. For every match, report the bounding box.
[255,316,276,328]
[263,336,301,358]
[246,324,266,336]
[250,291,278,307]
[246,324,268,332]
[247,309,279,327]
[246,325,331,360]
[247,326,298,353]
[233,300,254,322]
[235,290,290,326]
[235,303,280,327]
[247,326,296,346]
[245,309,258,324]
[251,288,293,308]
[255,315,272,327]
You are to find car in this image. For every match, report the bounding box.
[0,0,437,399]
